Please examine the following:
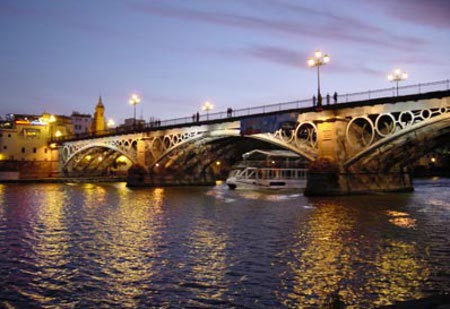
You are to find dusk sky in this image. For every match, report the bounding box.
[1,0,449,124]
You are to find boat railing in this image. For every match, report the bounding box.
[239,160,308,168]
[240,167,307,180]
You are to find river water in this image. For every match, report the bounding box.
[0,178,449,308]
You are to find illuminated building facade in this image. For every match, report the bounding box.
[71,111,92,135]
[0,113,73,179]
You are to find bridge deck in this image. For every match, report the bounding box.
[52,87,450,143]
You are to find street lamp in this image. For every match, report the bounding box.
[387,69,408,96]
[307,50,330,108]
[107,119,115,129]
[202,101,214,120]
[129,94,141,127]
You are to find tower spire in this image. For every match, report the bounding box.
[97,95,104,107]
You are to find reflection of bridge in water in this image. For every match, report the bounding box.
[54,80,450,195]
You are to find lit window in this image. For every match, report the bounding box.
[21,147,25,153]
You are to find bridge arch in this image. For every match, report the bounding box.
[62,142,136,176]
[345,111,450,172]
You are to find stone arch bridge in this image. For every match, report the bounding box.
[55,88,450,195]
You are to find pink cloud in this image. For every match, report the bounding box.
[129,2,425,50]
[373,0,450,28]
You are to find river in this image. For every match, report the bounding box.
[0,178,449,308]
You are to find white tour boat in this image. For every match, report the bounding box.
[226,149,308,190]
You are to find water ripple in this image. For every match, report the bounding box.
[0,181,449,307]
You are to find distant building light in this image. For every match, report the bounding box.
[116,155,127,163]
[30,120,46,126]
[15,120,30,125]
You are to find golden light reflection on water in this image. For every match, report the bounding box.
[282,200,431,307]
[81,183,108,208]
[25,185,71,304]
[186,218,229,301]
[386,210,417,229]
[371,239,429,307]
[0,184,5,217]
[92,186,166,307]
[282,201,357,306]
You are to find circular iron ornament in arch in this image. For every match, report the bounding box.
[375,113,396,137]
[294,121,318,148]
[420,109,432,120]
[346,116,374,148]
[151,138,164,153]
[439,107,447,114]
[163,136,172,149]
[398,111,415,128]
[276,128,294,143]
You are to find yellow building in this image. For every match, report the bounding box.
[0,113,73,179]
[91,96,106,133]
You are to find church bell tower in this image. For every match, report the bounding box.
[91,96,105,133]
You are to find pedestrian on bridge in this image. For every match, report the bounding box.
[333,91,338,104]
[326,93,330,105]
[313,95,316,107]
[227,108,233,118]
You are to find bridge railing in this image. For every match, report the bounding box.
[52,79,449,142]
[340,79,450,103]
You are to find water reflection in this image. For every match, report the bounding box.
[279,195,435,307]
[386,210,417,229]
[89,186,166,307]
[281,199,357,306]
[0,180,448,308]
[372,239,429,306]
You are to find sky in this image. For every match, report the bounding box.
[1,0,449,124]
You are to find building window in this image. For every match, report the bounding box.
[21,147,25,153]
[3,146,6,150]
[33,147,37,153]
[0,133,2,137]
[24,128,41,139]
[45,148,48,154]
[8,134,11,138]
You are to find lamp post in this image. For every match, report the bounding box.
[129,94,141,127]
[202,101,214,120]
[107,119,115,129]
[307,50,330,108]
[387,69,408,96]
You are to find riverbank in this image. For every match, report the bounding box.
[0,176,126,184]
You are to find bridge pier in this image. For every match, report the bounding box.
[127,164,216,187]
[303,114,414,195]
[305,170,413,196]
